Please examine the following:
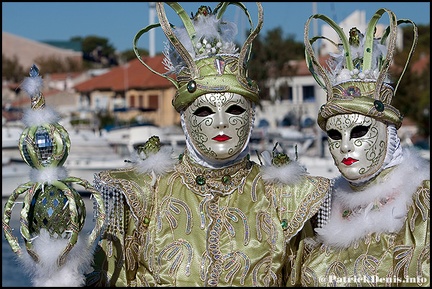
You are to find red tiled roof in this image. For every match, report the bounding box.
[74,54,174,92]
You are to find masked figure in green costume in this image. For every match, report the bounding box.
[296,8,430,287]
[3,2,331,287]
[80,2,331,286]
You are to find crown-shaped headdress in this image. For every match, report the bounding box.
[133,2,263,112]
[304,8,418,130]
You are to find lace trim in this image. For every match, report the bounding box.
[175,151,254,196]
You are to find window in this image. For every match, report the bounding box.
[129,95,136,108]
[280,85,293,101]
[303,85,315,102]
[149,94,159,110]
[139,95,144,108]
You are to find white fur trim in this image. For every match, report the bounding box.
[316,148,429,248]
[260,158,308,185]
[133,146,177,176]
[22,106,62,127]
[29,166,69,184]
[21,74,43,97]
[18,229,95,287]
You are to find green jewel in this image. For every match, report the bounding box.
[272,152,290,167]
[281,219,288,230]
[178,153,184,161]
[196,175,206,185]
[374,100,384,112]
[144,217,150,224]
[246,77,253,87]
[187,80,197,93]
[221,175,231,185]
[366,47,371,53]
[342,210,351,218]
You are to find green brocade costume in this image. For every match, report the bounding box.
[300,183,430,287]
[85,150,330,286]
[297,151,430,287]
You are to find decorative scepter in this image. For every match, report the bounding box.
[2,65,106,286]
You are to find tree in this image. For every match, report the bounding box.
[80,35,118,67]
[33,55,84,73]
[392,24,430,139]
[119,49,149,64]
[2,54,26,83]
[248,27,305,101]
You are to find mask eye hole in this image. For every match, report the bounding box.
[351,125,369,139]
[327,129,341,140]
[226,105,246,115]
[193,106,214,117]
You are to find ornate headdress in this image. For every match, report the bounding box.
[133,2,263,112]
[304,8,418,130]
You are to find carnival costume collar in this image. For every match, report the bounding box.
[175,150,254,196]
[316,148,430,248]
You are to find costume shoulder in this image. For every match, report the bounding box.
[260,151,331,239]
[280,175,330,239]
[94,141,177,224]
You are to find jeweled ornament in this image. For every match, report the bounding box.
[2,65,106,267]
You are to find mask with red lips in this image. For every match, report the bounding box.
[325,113,388,182]
[182,92,254,166]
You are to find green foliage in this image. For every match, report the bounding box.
[79,35,118,67]
[96,111,116,130]
[2,54,25,83]
[34,55,84,73]
[81,35,115,56]
[248,27,305,101]
[120,49,148,63]
[393,24,430,138]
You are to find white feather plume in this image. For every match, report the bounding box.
[316,148,429,248]
[163,12,239,75]
[260,151,308,185]
[21,74,43,97]
[326,37,390,85]
[29,166,69,184]
[18,229,95,287]
[131,146,177,176]
[22,106,62,126]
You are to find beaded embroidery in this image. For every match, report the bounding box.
[175,151,253,196]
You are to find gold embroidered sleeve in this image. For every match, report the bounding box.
[274,175,330,286]
[278,176,330,240]
[299,179,430,287]
[86,168,155,286]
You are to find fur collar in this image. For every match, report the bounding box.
[260,150,308,185]
[316,148,429,248]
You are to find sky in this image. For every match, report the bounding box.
[2,2,430,54]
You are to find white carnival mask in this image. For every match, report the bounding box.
[325,113,388,181]
[184,92,253,162]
